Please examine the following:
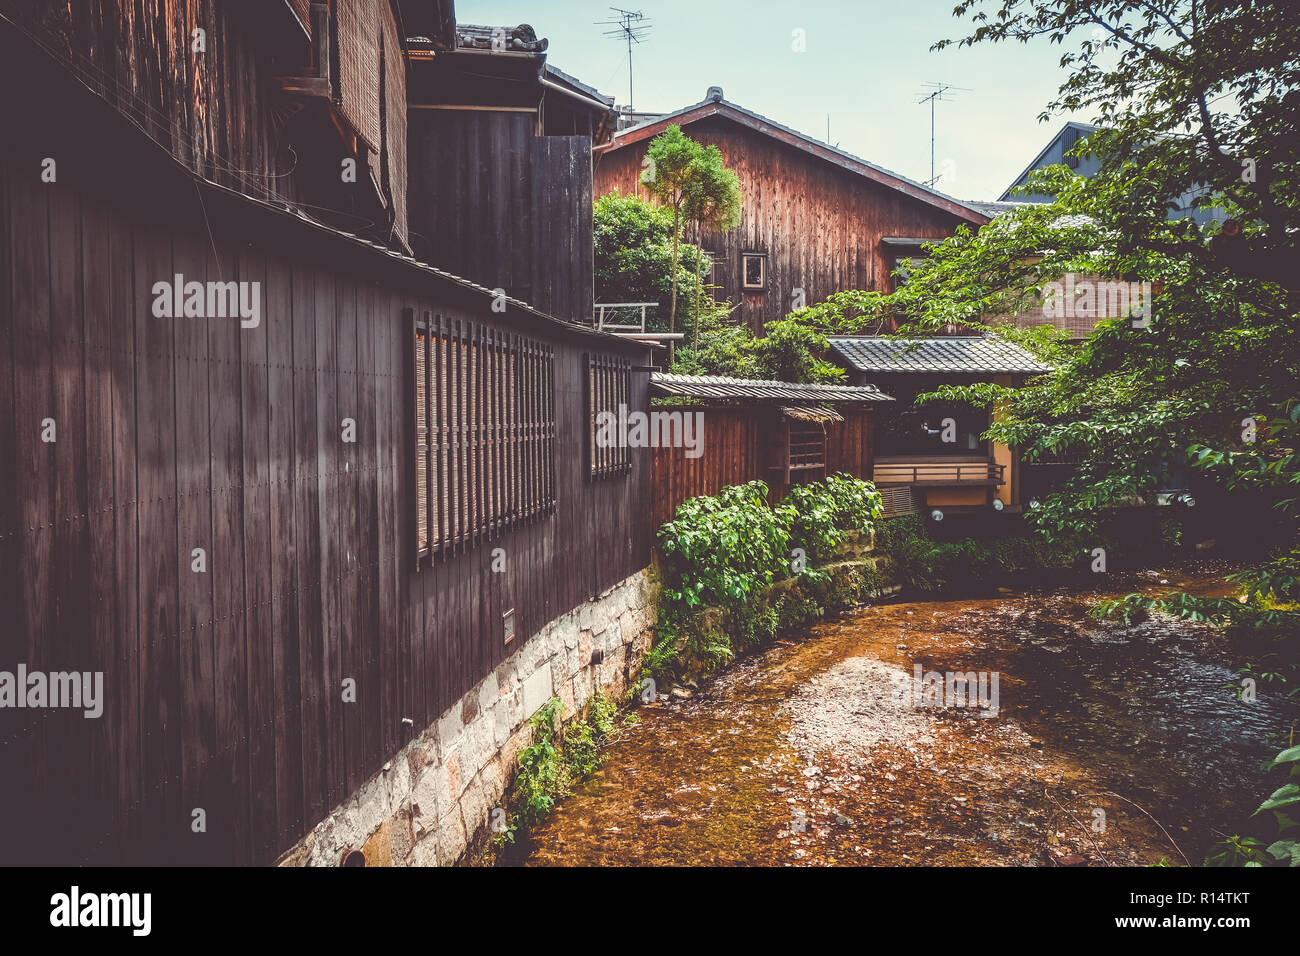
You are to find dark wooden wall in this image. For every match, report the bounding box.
[2,0,307,201]
[595,115,974,333]
[0,0,411,249]
[408,109,595,323]
[0,109,650,866]
[650,406,875,529]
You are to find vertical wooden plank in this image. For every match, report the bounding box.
[171,227,217,865]
[207,234,249,864]
[356,282,384,765]
[239,245,277,863]
[5,171,52,864]
[107,204,142,865]
[47,173,95,861]
[292,263,326,830]
[335,277,362,793]
[316,268,344,811]
[267,254,303,853]
[134,225,182,863]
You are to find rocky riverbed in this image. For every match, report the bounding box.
[514,561,1296,866]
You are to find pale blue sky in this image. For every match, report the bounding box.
[459,0,1100,202]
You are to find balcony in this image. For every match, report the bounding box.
[873,456,1005,487]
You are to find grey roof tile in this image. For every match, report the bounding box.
[650,373,893,403]
[828,336,1051,374]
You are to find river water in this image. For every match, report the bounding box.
[515,561,1296,866]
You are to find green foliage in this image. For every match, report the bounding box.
[658,480,795,612]
[670,313,846,384]
[563,691,617,780]
[784,473,883,563]
[593,192,710,332]
[640,126,742,332]
[733,604,780,651]
[640,627,682,683]
[1207,744,1300,867]
[1094,402,1300,700]
[774,594,823,633]
[511,699,567,833]
[682,144,743,333]
[748,319,848,384]
[653,476,883,678]
[875,515,1101,593]
[501,692,627,844]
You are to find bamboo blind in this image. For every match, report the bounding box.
[335,0,382,151]
[286,0,312,37]
[381,10,408,247]
[587,353,632,479]
[412,312,556,562]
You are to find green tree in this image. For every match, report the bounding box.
[682,144,742,337]
[641,126,705,332]
[897,0,1300,538]
[671,312,846,385]
[859,0,1300,738]
[593,192,708,331]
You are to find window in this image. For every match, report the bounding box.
[742,252,766,291]
[587,354,632,480]
[768,408,837,484]
[410,309,555,562]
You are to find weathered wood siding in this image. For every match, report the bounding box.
[0,0,411,248]
[408,110,595,322]
[0,35,650,865]
[1,0,310,202]
[650,406,875,529]
[595,115,974,333]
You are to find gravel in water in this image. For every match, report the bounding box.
[784,656,935,754]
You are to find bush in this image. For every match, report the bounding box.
[670,313,848,384]
[594,193,710,332]
[503,691,627,844]
[657,480,794,612]
[784,473,883,563]
[875,515,1096,593]
[653,475,883,678]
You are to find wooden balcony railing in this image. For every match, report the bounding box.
[873,457,1005,486]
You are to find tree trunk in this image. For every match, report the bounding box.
[669,205,681,334]
[693,218,705,345]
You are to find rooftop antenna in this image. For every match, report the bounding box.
[916,81,970,186]
[597,7,651,111]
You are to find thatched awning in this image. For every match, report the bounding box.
[780,405,843,423]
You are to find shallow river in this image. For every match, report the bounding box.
[515,561,1296,866]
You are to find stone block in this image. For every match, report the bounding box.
[522,665,554,717]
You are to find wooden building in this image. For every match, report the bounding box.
[827,336,1051,517]
[405,25,617,322]
[648,373,893,528]
[594,87,991,333]
[0,1,652,865]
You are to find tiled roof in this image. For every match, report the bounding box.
[606,92,990,225]
[650,373,893,403]
[545,64,614,106]
[828,337,1051,375]
[966,200,1027,218]
[455,23,548,53]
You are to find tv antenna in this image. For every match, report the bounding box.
[597,8,651,110]
[916,82,970,186]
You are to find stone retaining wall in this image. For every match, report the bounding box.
[277,568,658,867]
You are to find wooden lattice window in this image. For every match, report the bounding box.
[587,353,632,480]
[768,412,831,484]
[410,310,556,563]
[787,422,827,472]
